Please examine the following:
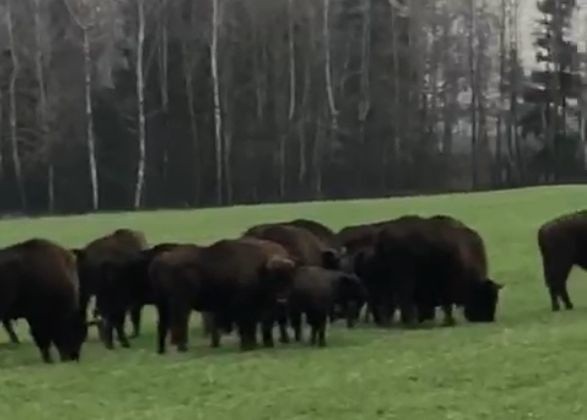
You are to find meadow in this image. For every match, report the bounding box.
[1,185,587,419]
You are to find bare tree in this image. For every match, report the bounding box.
[6,0,26,210]
[358,0,371,145]
[323,0,338,135]
[32,0,54,211]
[467,0,478,188]
[133,0,146,208]
[64,0,99,210]
[180,6,200,203]
[211,0,224,205]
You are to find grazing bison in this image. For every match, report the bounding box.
[151,238,296,353]
[374,215,502,326]
[244,223,340,269]
[0,239,85,363]
[538,210,587,311]
[76,228,148,349]
[284,267,366,346]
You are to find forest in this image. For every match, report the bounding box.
[0,0,584,214]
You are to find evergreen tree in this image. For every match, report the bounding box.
[522,0,582,180]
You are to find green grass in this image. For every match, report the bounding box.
[1,185,587,419]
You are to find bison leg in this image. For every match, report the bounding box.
[278,313,290,344]
[237,319,258,351]
[261,319,275,348]
[129,305,142,338]
[543,256,573,311]
[28,319,53,363]
[201,312,213,337]
[3,319,19,344]
[155,303,169,354]
[114,319,130,349]
[171,310,190,353]
[102,319,115,350]
[399,302,416,327]
[315,315,327,347]
[290,311,302,342]
[441,304,456,327]
[210,322,221,348]
[560,286,574,310]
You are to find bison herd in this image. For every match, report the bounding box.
[2,209,587,364]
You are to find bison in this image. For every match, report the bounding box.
[373,215,502,327]
[284,266,366,346]
[0,239,86,363]
[244,223,340,269]
[538,210,587,311]
[151,238,296,353]
[75,228,148,349]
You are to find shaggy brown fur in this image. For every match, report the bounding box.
[0,239,85,363]
[538,210,587,311]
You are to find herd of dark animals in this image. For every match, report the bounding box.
[1,209,586,364]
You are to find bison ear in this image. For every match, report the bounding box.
[321,249,340,270]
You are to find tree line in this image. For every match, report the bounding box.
[0,0,584,214]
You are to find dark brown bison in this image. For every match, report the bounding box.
[120,243,184,338]
[286,219,340,249]
[538,210,587,311]
[243,223,340,269]
[284,267,366,346]
[373,215,502,326]
[0,239,85,363]
[151,238,296,353]
[75,228,148,349]
[336,217,420,324]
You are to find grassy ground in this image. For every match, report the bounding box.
[0,185,587,419]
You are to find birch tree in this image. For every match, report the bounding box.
[133,0,147,208]
[64,0,100,211]
[211,0,224,205]
[6,0,26,210]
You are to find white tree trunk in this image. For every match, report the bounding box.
[83,29,99,210]
[358,0,371,144]
[159,0,169,112]
[182,42,200,203]
[6,0,26,210]
[33,0,54,212]
[211,0,224,205]
[323,0,338,133]
[279,0,296,199]
[134,0,147,208]
[64,0,99,210]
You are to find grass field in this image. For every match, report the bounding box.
[1,185,587,419]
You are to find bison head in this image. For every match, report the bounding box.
[263,255,297,306]
[464,279,504,323]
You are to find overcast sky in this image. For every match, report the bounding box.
[519,0,587,70]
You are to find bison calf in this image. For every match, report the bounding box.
[284,266,366,347]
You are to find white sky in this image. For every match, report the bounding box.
[519,0,587,70]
